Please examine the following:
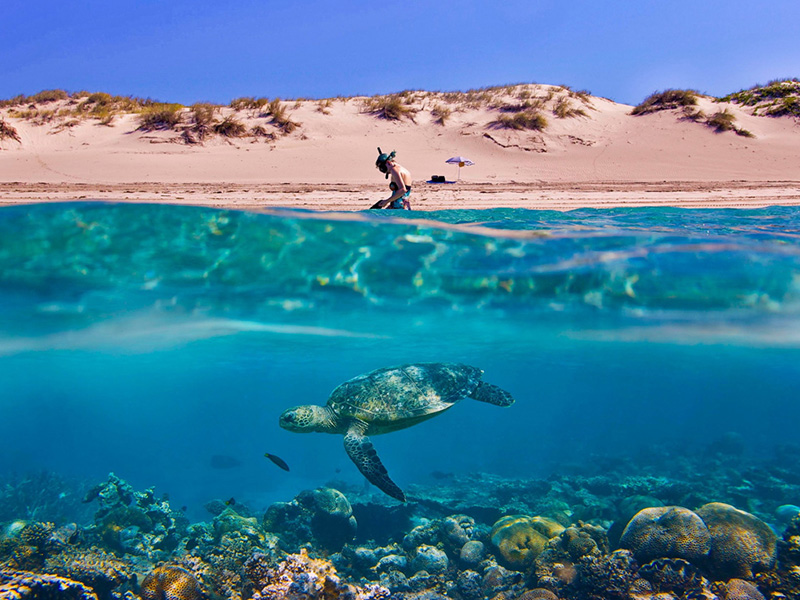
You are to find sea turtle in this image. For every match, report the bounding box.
[279,362,515,502]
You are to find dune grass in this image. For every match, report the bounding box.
[489,110,548,131]
[137,104,184,131]
[632,89,699,115]
[266,99,300,133]
[361,94,417,121]
[720,79,800,117]
[0,119,21,143]
[553,96,588,118]
[214,116,247,137]
[431,103,451,125]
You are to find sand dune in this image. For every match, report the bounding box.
[1,85,799,210]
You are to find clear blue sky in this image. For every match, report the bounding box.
[3,0,798,106]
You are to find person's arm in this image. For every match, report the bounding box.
[374,165,407,208]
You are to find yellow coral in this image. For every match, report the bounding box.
[619,506,711,563]
[140,566,203,600]
[696,502,777,579]
[490,515,565,570]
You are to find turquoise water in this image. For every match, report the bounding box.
[1,202,799,519]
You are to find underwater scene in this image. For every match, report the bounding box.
[1,201,800,600]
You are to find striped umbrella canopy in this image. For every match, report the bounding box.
[445,156,475,179]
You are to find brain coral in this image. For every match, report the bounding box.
[722,579,766,600]
[695,502,777,579]
[490,515,565,570]
[619,506,711,563]
[140,566,203,600]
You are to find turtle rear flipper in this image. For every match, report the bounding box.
[344,422,406,502]
[471,382,515,407]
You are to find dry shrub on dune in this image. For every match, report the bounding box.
[490,110,548,131]
[0,119,21,143]
[361,94,417,121]
[632,89,699,115]
[137,104,184,131]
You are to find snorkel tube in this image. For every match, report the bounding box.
[375,147,396,178]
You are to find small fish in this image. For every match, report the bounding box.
[224,497,236,506]
[264,452,290,471]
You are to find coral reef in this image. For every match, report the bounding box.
[244,548,389,600]
[490,515,564,570]
[695,502,777,579]
[619,506,711,563]
[140,565,204,600]
[263,487,356,552]
[0,568,99,600]
[2,449,800,600]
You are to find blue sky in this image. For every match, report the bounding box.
[3,0,798,106]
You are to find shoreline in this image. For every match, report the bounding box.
[3,180,800,212]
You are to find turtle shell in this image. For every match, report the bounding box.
[327,363,483,426]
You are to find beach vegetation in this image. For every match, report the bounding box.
[250,125,276,140]
[489,110,548,131]
[190,103,218,140]
[431,103,451,125]
[29,89,69,104]
[553,96,588,118]
[361,94,417,121]
[317,99,333,115]
[137,104,184,131]
[720,79,800,118]
[0,119,21,143]
[214,116,247,137]
[632,89,699,115]
[706,109,736,132]
[267,99,300,133]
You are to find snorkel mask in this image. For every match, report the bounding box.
[375,147,396,178]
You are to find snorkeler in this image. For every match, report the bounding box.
[371,148,412,210]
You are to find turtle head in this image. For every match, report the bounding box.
[279,405,335,433]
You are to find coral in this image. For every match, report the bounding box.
[696,502,777,579]
[410,545,448,574]
[441,514,478,551]
[459,540,485,566]
[264,487,356,552]
[490,515,564,570]
[481,564,524,598]
[213,508,264,543]
[247,548,389,600]
[720,578,766,600]
[83,474,188,560]
[619,506,711,564]
[455,570,483,600]
[638,558,705,595]
[552,523,609,561]
[139,566,204,600]
[0,568,99,600]
[575,549,639,600]
[44,545,136,597]
[518,589,559,600]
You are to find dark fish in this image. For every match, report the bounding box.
[430,470,454,480]
[264,452,290,471]
[224,497,236,506]
[210,454,242,469]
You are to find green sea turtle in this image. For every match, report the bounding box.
[279,362,515,502]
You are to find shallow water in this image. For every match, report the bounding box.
[1,202,799,520]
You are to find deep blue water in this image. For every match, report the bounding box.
[1,202,799,520]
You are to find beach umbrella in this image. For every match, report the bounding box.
[445,156,475,180]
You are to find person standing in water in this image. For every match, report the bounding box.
[371,148,412,210]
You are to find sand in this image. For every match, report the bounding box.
[1,85,799,212]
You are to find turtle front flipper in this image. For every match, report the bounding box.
[344,420,406,502]
[471,381,515,407]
